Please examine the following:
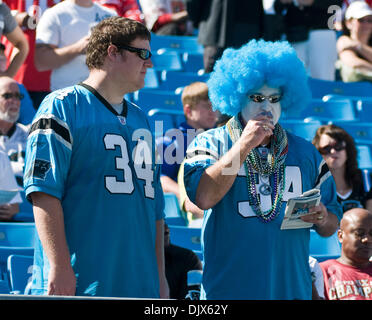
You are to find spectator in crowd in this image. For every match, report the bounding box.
[335,0,372,30]
[262,0,285,41]
[139,0,192,35]
[183,39,342,300]
[34,0,116,91]
[0,150,22,221]
[3,0,59,110]
[156,81,217,226]
[0,76,28,187]
[313,124,372,213]
[93,0,143,21]
[0,42,35,125]
[320,208,372,300]
[336,1,372,82]
[274,0,343,81]
[23,17,168,298]
[164,223,202,299]
[0,1,29,78]
[186,0,265,73]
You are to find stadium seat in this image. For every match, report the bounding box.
[310,229,341,262]
[168,225,202,251]
[280,119,322,141]
[133,90,183,114]
[357,145,372,170]
[0,223,35,279]
[0,223,35,247]
[7,254,33,294]
[182,52,204,73]
[152,51,183,72]
[300,98,357,123]
[308,78,372,99]
[331,122,372,145]
[148,108,185,137]
[164,193,187,226]
[151,34,203,54]
[0,279,10,294]
[159,71,209,91]
[144,68,160,89]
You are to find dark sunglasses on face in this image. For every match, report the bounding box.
[1,92,24,100]
[249,93,282,104]
[115,44,152,60]
[318,141,346,155]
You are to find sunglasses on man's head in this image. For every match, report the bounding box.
[1,92,24,100]
[249,93,282,104]
[115,44,152,60]
[318,141,346,155]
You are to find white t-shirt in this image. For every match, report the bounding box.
[36,1,116,90]
[0,123,28,179]
[0,150,22,204]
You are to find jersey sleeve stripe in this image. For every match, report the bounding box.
[29,115,73,149]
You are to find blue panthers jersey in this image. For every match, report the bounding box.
[183,125,342,300]
[24,84,164,298]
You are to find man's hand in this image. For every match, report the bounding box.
[0,203,19,221]
[47,264,76,296]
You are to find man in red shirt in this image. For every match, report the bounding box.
[320,208,372,300]
[3,0,59,110]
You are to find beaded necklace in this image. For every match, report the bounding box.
[226,115,288,222]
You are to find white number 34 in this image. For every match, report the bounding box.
[103,134,154,198]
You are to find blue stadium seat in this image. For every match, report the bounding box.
[7,254,33,294]
[300,98,357,123]
[168,225,202,251]
[0,223,35,279]
[308,78,372,99]
[13,191,34,222]
[144,68,160,89]
[331,122,372,145]
[357,145,372,170]
[151,34,203,54]
[182,52,204,73]
[152,51,183,72]
[164,193,187,226]
[309,229,341,262]
[148,108,185,137]
[159,71,209,91]
[133,90,183,114]
[280,119,322,141]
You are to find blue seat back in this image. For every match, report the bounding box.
[148,108,185,137]
[357,145,372,170]
[151,34,203,54]
[7,254,33,294]
[0,223,35,247]
[280,119,322,141]
[309,78,372,99]
[152,51,183,71]
[301,99,357,122]
[168,225,202,251]
[133,90,183,114]
[164,193,186,226]
[182,52,204,73]
[332,122,372,145]
[159,71,209,91]
[309,230,341,262]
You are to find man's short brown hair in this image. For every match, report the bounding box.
[181,82,209,108]
[86,16,151,70]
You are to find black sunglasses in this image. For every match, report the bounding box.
[249,93,282,104]
[1,92,24,100]
[318,142,346,155]
[115,44,152,60]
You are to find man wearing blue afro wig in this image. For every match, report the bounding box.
[183,39,342,300]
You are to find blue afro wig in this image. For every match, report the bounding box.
[207,39,312,117]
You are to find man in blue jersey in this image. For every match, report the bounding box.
[183,40,343,300]
[23,17,169,298]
